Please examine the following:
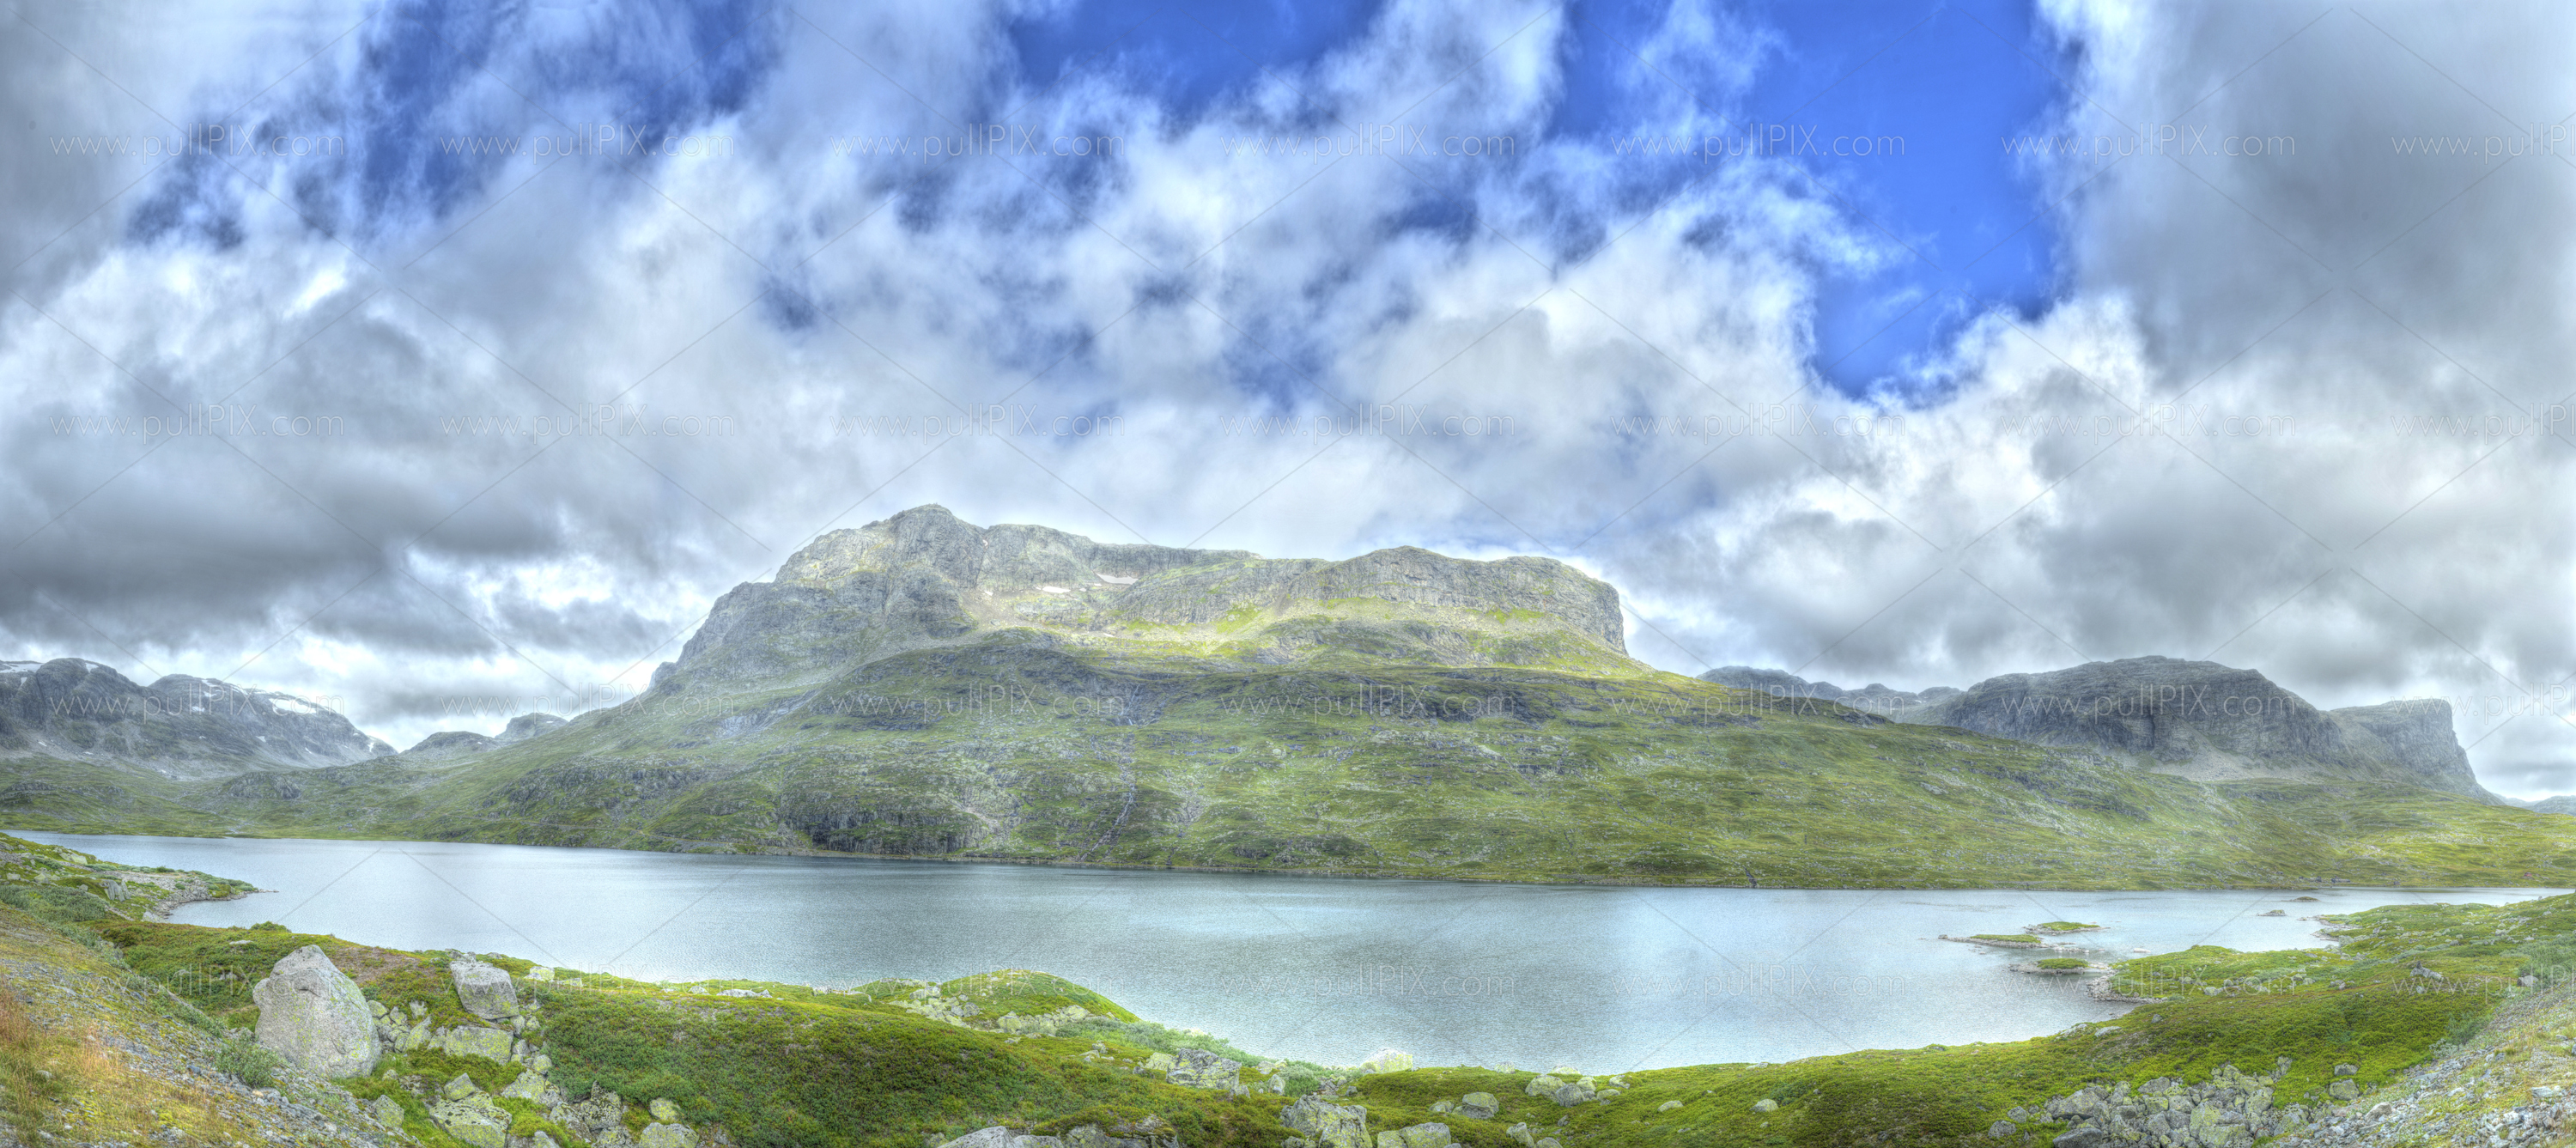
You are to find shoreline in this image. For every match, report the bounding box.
[14,823,2549,895]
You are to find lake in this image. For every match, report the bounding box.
[15,832,2556,1072]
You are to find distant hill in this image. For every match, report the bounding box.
[0,659,391,778]
[1703,657,2498,803]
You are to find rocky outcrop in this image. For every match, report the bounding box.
[404,731,500,759]
[500,713,566,742]
[1890,657,2500,800]
[2030,1061,2321,1147]
[663,504,1631,688]
[0,659,391,777]
[251,945,377,1078]
[1282,1094,1371,1148]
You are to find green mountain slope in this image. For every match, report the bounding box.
[6,504,2573,889]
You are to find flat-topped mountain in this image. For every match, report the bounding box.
[1711,656,2494,801]
[7,513,2572,889]
[666,504,1634,687]
[0,658,391,778]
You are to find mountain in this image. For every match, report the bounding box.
[2505,794,2576,816]
[667,503,1632,688]
[5,507,2574,888]
[1698,666,1959,710]
[1701,658,2497,802]
[0,658,391,778]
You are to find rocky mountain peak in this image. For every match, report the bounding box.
[667,504,1632,687]
[0,658,392,777]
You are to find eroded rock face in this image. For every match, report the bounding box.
[252,945,377,1078]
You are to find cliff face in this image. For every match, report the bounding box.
[0,658,391,777]
[667,504,1634,687]
[1889,656,2498,801]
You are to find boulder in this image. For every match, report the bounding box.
[638,1124,694,1148]
[551,1090,631,1147]
[434,1025,516,1063]
[1504,1123,1535,1147]
[1167,1048,1242,1090]
[939,1131,1017,1148]
[649,1099,683,1122]
[1361,1049,1413,1074]
[1384,1123,1450,1148]
[451,957,520,1019]
[1551,1084,1590,1107]
[444,1074,482,1100]
[429,1095,509,1148]
[1281,1094,1371,1148]
[1458,1093,1498,1120]
[1990,1121,2017,1137]
[503,1071,558,1104]
[2050,1131,2107,1148]
[368,1095,406,1128]
[251,945,378,1078]
[1752,1099,1777,1114]
[2327,1079,2360,1102]
[1523,1075,1563,1097]
[1656,1101,1682,1114]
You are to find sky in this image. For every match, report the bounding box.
[3,0,2573,794]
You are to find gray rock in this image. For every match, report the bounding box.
[1375,1125,1450,1148]
[434,1025,515,1063]
[2050,1130,2106,1148]
[2327,1079,2360,1101]
[502,1071,557,1104]
[1990,1121,2017,1137]
[1752,1099,1777,1114]
[939,1131,1017,1148]
[429,1095,509,1148]
[443,1073,481,1100]
[550,1090,629,1147]
[1523,1075,1563,1097]
[648,1099,683,1123]
[252,945,378,1078]
[452,957,520,1019]
[637,1124,693,1148]
[1656,1101,1682,1114]
[1166,1048,1242,1090]
[368,1095,405,1128]
[1281,1094,1371,1148]
[2333,1063,2357,1076]
[1458,1092,1498,1120]
[1550,1084,1590,1107]
[1504,1123,1535,1147]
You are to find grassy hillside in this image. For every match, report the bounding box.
[8,640,2576,889]
[36,871,2575,1148]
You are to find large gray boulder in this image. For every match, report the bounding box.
[450,957,519,1018]
[1282,1095,1370,1148]
[1165,1048,1242,1090]
[251,945,377,1078]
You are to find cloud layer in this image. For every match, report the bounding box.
[3,0,2570,792]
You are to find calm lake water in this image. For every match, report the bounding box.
[17,832,2558,1072]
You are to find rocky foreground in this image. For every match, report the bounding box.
[10,828,2576,1148]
